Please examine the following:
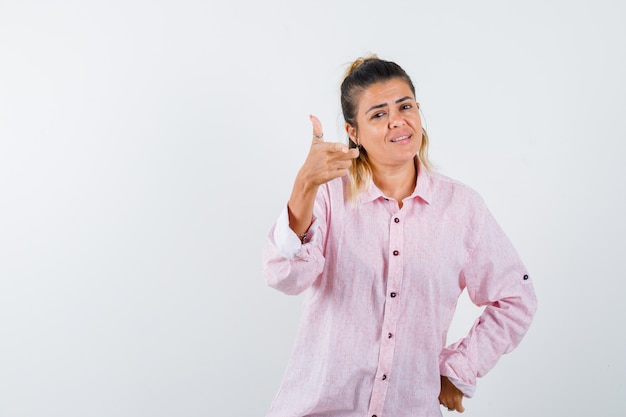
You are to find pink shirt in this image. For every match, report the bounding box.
[262,167,537,417]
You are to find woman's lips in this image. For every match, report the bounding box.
[390,134,411,143]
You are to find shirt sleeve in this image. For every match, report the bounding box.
[262,196,327,296]
[439,203,538,398]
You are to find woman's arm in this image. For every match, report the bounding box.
[440,203,538,397]
[262,115,358,295]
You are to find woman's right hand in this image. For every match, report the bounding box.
[287,115,359,236]
[296,115,360,187]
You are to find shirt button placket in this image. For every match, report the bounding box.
[368,213,404,417]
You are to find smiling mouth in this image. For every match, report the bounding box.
[390,135,411,143]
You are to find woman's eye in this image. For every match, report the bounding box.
[373,112,386,119]
[402,104,412,110]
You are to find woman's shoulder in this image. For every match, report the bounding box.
[426,170,487,208]
[315,175,350,204]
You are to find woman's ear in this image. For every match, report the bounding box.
[345,123,357,143]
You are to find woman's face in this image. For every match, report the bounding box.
[346,78,422,171]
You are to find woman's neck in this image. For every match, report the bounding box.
[372,160,417,208]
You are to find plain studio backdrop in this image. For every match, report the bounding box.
[1,0,624,416]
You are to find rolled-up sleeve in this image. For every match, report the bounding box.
[440,204,538,398]
[262,197,327,296]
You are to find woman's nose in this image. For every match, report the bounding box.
[389,112,405,128]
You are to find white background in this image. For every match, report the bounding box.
[1,0,625,416]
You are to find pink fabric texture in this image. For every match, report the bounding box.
[262,167,537,417]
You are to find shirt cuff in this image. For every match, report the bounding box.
[272,205,318,260]
[440,347,477,398]
[446,376,476,398]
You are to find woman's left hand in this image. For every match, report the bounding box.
[439,375,465,412]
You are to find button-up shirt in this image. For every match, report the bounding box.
[262,167,537,417]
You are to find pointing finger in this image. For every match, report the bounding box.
[330,142,350,153]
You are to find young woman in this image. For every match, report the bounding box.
[262,56,537,417]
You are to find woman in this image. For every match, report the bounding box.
[262,56,537,416]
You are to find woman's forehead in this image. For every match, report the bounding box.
[358,79,415,109]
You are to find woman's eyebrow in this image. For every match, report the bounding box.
[395,96,413,104]
[365,102,388,114]
[365,96,414,115]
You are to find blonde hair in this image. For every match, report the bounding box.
[340,55,432,202]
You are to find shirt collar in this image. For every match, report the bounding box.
[357,161,433,205]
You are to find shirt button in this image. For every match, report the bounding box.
[388,332,393,338]
[390,292,397,298]
[393,250,399,256]
[382,374,387,380]
[523,274,529,280]
[394,217,400,223]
